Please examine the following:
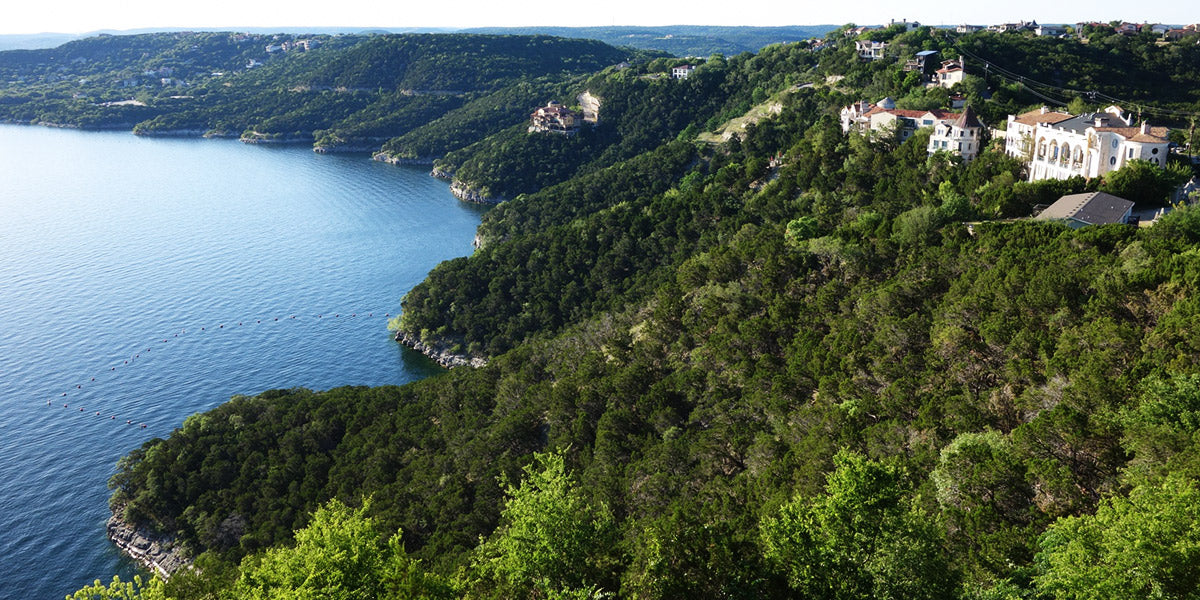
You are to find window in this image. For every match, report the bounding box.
[1152,147,1159,155]
[1112,138,1119,149]
[1128,148,1134,159]
[1110,156,1117,166]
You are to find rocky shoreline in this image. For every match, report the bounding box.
[449,179,503,205]
[106,510,191,579]
[394,329,487,369]
[372,152,438,166]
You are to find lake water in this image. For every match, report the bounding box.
[0,125,486,600]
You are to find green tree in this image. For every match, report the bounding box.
[67,575,165,600]
[760,451,957,600]
[467,449,616,599]
[932,431,1038,579]
[233,498,451,600]
[1035,475,1200,599]
[1100,159,1191,205]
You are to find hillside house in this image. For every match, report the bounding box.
[935,56,965,88]
[842,98,984,161]
[1035,192,1134,227]
[990,20,1037,33]
[957,24,983,33]
[855,40,889,60]
[529,101,581,136]
[928,106,986,161]
[904,50,940,78]
[889,19,921,31]
[671,65,696,79]
[1003,105,1170,181]
[1115,22,1140,35]
[1035,24,1066,37]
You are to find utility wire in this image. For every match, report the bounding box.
[952,43,1200,121]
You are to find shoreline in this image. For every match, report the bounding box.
[394,329,487,369]
[106,510,190,580]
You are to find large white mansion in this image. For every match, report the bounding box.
[1003,106,1170,181]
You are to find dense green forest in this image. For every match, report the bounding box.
[56,23,1200,600]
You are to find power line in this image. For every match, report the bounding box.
[952,43,1200,122]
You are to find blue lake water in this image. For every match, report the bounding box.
[0,125,486,600]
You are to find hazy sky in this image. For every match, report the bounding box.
[0,0,1192,35]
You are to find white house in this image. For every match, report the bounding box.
[1035,24,1066,37]
[855,40,889,60]
[934,56,965,89]
[1003,106,1171,181]
[956,24,983,33]
[889,18,921,31]
[671,65,696,79]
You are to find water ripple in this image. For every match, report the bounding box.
[0,126,481,600]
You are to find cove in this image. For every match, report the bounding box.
[0,125,486,599]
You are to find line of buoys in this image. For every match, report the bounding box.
[43,309,394,429]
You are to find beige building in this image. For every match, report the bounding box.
[928,106,985,161]
[529,101,581,136]
[841,98,985,161]
[1003,106,1170,181]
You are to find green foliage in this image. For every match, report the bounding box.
[76,28,1200,600]
[466,449,616,598]
[1100,159,1192,206]
[232,498,452,600]
[761,451,957,600]
[67,575,166,600]
[1035,475,1200,599]
[0,33,631,148]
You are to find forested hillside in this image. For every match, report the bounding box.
[0,32,637,147]
[63,24,1200,600]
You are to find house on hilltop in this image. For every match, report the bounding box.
[671,65,695,79]
[1003,105,1170,182]
[1035,192,1134,228]
[529,101,581,136]
[904,50,940,79]
[928,106,986,161]
[841,98,986,161]
[855,40,889,60]
[935,56,965,88]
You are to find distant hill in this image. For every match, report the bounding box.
[0,25,838,54]
[460,25,839,55]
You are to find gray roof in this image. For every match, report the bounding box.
[915,50,940,56]
[1036,192,1134,225]
[1047,112,1126,135]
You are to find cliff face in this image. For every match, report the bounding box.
[449,179,503,205]
[393,329,487,369]
[106,511,190,579]
[372,151,437,165]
